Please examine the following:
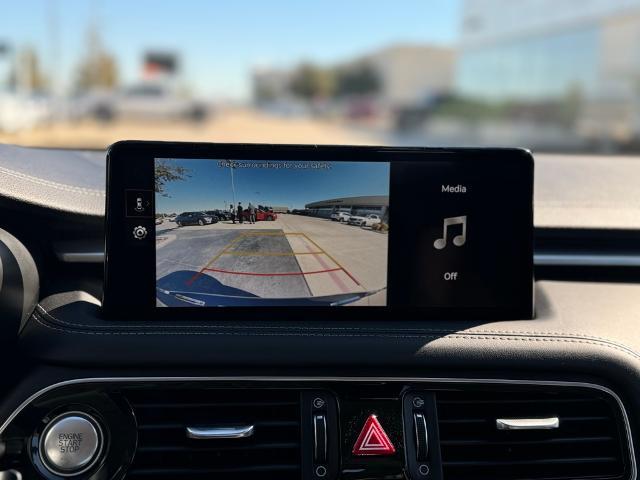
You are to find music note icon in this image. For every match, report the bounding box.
[433,215,467,250]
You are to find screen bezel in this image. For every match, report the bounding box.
[104,141,534,321]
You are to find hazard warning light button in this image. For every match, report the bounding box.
[352,414,396,456]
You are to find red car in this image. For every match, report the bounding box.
[242,208,277,221]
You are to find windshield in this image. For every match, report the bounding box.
[1,0,640,154]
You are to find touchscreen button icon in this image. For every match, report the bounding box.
[126,190,153,217]
[433,215,467,250]
[132,225,148,240]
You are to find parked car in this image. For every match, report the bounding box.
[155,217,163,225]
[330,211,352,222]
[242,208,277,221]
[175,211,217,226]
[89,83,208,122]
[206,210,230,221]
[168,214,177,222]
[348,213,382,227]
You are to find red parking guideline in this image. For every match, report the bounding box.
[185,231,361,288]
[202,267,343,276]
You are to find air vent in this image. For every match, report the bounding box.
[124,387,301,480]
[437,387,630,480]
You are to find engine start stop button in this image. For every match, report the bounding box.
[40,412,103,476]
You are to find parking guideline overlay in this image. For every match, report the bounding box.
[185,231,361,295]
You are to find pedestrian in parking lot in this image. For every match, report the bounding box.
[230,204,236,224]
[248,202,256,224]
[237,202,243,224]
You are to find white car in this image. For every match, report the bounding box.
[348,214,382,227]
[88,83,208,122]
[330,211,352,222]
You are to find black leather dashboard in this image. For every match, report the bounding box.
[1,279,637,479]
[22,281,640,379]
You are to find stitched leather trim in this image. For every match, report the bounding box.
[30,307,640,363]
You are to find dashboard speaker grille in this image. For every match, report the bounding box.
[124,387,301,480]
[436,387,630,480]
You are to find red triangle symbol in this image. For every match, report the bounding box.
[352,414,396,456]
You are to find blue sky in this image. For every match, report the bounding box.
[155,158,390,213]
[2,0,461,99]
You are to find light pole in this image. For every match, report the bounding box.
[229,161,236,207]
[0,43,11,91]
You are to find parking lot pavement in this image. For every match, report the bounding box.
[155,213,388,305]
[156,227,310,298]
[156,227,236,279]
[284,233,363,298]
[276,214,388,295]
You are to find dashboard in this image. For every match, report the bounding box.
[0,144,639,480]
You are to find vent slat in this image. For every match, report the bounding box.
[438,397,598,405]
[439,415,609,424]
[137,419,300,430]
[439,418,487,424]
[436,387,628,480]
[441,435,615,446]
[443,456,619,467]
[126,464,299,477]
[136,441,299,453]
[124,388,301,480]
[132,400,298,408]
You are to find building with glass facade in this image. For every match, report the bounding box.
[305,195,389,220]
[456,0,640,145]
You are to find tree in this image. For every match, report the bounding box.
[289,63,335,100]
[254,83,277,103]
[76,53,117,90]
[335,63,381,97]
[559,83,583,128]
[74,24,118,91]
[16,47,48,91]
[155,160,191,197]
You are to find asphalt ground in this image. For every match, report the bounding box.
[156,214,388,305]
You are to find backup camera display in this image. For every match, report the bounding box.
[154,158,390,307]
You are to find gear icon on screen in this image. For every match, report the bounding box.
[132,226,148,240]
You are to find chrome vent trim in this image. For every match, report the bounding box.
[495,417,560,430]
[185,425,255,439]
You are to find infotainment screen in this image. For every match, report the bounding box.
[104,141,534,320]
[154,158,390,307]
